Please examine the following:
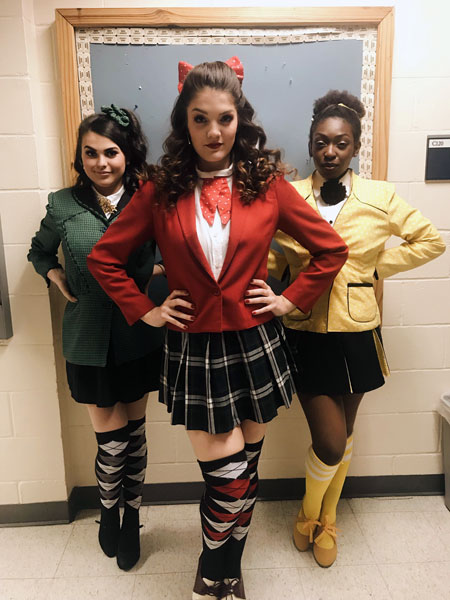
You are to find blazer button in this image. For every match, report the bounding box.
[213,289,220,296]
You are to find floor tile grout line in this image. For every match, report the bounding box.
[346,509,378,566]
[51,522,75,579]
[372,562,396,600]
[128,573,138,600]
[295,562,310,600]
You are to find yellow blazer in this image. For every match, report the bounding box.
[269,172,446,333]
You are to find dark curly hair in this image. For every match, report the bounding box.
[148,60,286,207]
[308,90,365,155]
[74,108,148,194]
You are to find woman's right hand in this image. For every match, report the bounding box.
[140,290,194,329]
[47,268,77,302]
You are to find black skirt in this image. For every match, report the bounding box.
[285,326,389,395]
[160,318,297,434]
[66,345,162,407]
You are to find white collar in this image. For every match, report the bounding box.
[196,165,233,179]
[92,184,125,203]
[106,184,125,203]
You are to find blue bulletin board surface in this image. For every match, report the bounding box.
[90,40,363,177]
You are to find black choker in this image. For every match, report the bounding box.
[320,171,348,206]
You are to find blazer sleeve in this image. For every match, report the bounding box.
[274,177,348,313]
[87,181,157,325]
[375,192,446,279]
[27,195,63,286]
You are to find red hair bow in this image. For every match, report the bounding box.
[177,56,244,93]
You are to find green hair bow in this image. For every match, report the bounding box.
[101,104,130,128]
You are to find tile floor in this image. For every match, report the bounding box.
[1,496,450,599]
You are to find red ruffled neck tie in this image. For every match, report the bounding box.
[199,177,231,226]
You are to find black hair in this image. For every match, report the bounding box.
[73,108,148,194]
[309,90,365,154]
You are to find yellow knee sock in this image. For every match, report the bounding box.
[302,446,340,522]
[321,435,353,524]
[317,435,353,549]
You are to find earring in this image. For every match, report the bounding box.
[187,133,191,145]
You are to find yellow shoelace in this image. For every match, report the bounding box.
[314,516,340,545]
[297,515,321,543]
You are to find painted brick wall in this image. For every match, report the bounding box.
[0,0,67,505]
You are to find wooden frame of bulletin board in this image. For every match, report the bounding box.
[55,6,394,306]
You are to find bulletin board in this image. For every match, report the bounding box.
[82,31,367,177]
[55,7,394,182]
[55,7,394,307]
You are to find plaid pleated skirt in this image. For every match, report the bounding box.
[160,318,297,434]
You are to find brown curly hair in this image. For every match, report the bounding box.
[308,90,365,155]
[148,60,286,207]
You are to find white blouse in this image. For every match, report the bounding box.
[195,165,233,281]
[313,170,351,227]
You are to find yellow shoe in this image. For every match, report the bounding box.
[313,515,338,568]
[293,506,320,552]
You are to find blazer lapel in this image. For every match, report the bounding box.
[110,190,131,222]
[176,191,216,280]
[218,184,248,281]
[72,187,108,222]
[302,175,316,209]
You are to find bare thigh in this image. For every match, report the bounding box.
[86,395,148,433]
[187,420,266,462]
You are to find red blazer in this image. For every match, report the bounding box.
[87,176,348,333]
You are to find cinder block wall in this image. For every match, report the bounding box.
[0,0,67,505]
[0,0,448,508]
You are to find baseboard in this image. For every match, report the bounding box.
[0,501,71,527]
[0,474,444,526]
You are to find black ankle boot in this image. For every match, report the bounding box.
[117,506,141,570]
[97,504,120,558]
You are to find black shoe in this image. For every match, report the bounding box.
[192,557,223,599]
[221,576,246,600]
[96,504,120,558]
[116,507,141,571]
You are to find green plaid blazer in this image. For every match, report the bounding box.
[28,186,164,367]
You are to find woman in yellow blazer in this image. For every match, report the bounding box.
[269,90,445,568]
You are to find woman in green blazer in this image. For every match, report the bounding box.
[28,106,164,571]
[269,90,445,568]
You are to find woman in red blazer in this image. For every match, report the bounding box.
[88,58,347,600]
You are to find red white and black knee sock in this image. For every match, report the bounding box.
[95,425,129,514]
[226,438,264,578]
[198,449,250,581]
[123,416,147,516]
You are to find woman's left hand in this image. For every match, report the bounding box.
[245,279,296,316]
